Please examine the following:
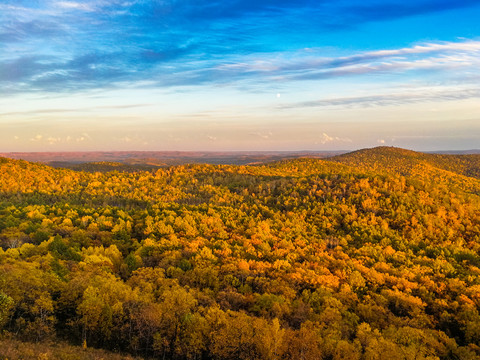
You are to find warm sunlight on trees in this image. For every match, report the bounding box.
[1,149,480,359]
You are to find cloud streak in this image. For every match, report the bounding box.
[280,87,480,109]
[210,40,480,83]
[0,103,153,118]
[3,37,480,95]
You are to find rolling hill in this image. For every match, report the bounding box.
[329,146,480,179]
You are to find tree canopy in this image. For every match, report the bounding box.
[1,148,480,359]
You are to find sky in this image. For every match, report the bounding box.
[1,0,480,152]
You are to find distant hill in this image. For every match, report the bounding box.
[49,161,163,173]
[329,146,480,179]
[0,150,347,167]
[431,149,480,155]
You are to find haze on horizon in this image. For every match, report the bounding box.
[1,0,480,152]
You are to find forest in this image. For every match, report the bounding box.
[1,146,480,359]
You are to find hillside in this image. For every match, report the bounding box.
[1,150,480,359]
[329,147,480,196]
[330,146,480,179]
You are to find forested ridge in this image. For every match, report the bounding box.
[1,147,480,359]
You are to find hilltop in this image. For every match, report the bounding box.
[327,147,480,197]
[330,146,480,179]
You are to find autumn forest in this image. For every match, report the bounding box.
[1,147,480,359]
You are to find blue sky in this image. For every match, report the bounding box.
[1,0,480,151]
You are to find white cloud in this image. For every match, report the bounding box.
[30,134,43,141]
[117,135,145,143]
[319,132,351,144]
[320,132,334,143]
[222,39,480,83]
[47,136,61,144]
[250,131,273,140]
[364,40,480,58]
[282,86,480,109]
[56,1,94,11]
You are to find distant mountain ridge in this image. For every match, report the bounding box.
[0,150,346,166]
[430,149,480,155]
[2,147,480,177]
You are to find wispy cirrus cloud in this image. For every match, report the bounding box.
[280,87,480,110]
[0,19,67,43]
[0,103,152,118]
[1,1,480,97]
[2,39,480,95]
[289,40,480,71]
[2,35,480,95]
[56,1,95,12]
[209,40,480,82]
